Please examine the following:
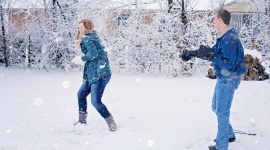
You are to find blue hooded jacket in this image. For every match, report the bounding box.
[81,32,111,84]
[211,27,246,78]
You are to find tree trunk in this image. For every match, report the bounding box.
[53,0,72,38]
[168,0,173,13]
[219,0,225,9]
[181,0,187,26]
[52,0,58,32]
[0,5,8,67]
[28,35,31,67]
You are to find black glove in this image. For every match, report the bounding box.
[197,45,215,61]
[181,50,198,62]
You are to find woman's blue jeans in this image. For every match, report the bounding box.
[212,76,241,150]
[77,75,111,118]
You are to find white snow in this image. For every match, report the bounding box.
[0,68,270,150]
[261,60,270,74]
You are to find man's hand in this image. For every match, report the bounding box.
[181,45,215,62]
[181,50,198,62]
[197,45,215,61]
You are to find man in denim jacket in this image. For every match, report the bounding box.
[182,9,246,150]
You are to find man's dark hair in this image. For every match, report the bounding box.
[216,9,231,25]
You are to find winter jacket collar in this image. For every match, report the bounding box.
[216,26,233,38]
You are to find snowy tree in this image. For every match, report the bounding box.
[1,0,269,76]
[257,0,270,60]
[40,0,78,70]
[235,0,270,60]
[165,0,217,75]
[2,0,80,70]
[1,0,216,76]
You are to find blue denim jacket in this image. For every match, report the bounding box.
[212,28,246,78]
[81,32,111,84]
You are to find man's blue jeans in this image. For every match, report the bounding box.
[212,76,241,150]
[77,75,111,118]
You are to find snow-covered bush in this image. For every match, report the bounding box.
[2,0,270,77]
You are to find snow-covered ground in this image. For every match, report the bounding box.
[0,68,270,150]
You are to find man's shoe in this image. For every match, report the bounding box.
[208,145,217,150]
[214,136,236,143]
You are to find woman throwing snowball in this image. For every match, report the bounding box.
[74,18,116,131]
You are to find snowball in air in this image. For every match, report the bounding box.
[33,98,44,106]
[136,78,141,82]
[55,37,63,42]
[62,81,71,88]
[147,140,154,146]
[6,129,11,133]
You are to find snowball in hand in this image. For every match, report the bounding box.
[72,56,85,66]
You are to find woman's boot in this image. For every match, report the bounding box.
[74,112,87,125]
[105,115,117,131]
